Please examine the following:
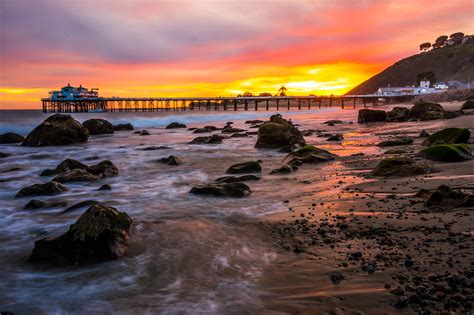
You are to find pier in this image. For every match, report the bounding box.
[41,95,414,113]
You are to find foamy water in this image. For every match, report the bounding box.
[0,108,392,313]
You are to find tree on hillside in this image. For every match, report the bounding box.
[419,42,431,51]
[434,35,448,48]
[242,91,254,97]
[258,92,272,97]
[450,32,465,45]
[278,85,287,96]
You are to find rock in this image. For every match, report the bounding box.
[158,155,183,165]
[326,134,344,141]
[384,149,407,155]
[255,114,305,149]
[0,133,25,144]
[461,100,474,110]
[215,175,261,183]
[61,200,99,214]
[86,160,119,178]
[166,122,187,129]
[330,272,344,284]
[24,199,47,210]
[140,146,171,151]
[22,114,89,146]
[270,163,299,174]
[98,184,112,190]
[419,130,430,138]
[113,123,134,131]
[283,146,336,165]
[245,119,264,124]
[410,101,445,120]
[424,185,474,208]
[53,169,100,183]
[386,107,410,122]
[139,130,150,136]
[190,182,251,197]
[324,120,343,125]
[82,119,114,135]
[417,144,472,162]
[371,157,431,177]
[189,134,223,144]
[16,181,69,198]
[230,133,248,138]
[422,128,470,146]
[226,161,262,174]
[41,159,88,176]
[29,204,132,265]
[221,126,246,134]
[193,126,218,133]
[377,138,413,147]
[0,152,8,158]
[443,110,463,119]
[357,109,387,123]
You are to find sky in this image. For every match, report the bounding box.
[0,0,473,109]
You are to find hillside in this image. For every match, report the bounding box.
[347,43,474,95]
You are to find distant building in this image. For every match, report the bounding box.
[377,79,448,96]
[49,83,99,100]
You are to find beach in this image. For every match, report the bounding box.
[0,102,472,314]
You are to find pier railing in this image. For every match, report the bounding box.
[41,95,414,113]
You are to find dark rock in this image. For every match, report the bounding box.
[424,185,474,208]
[221,126,246,134]
[22,114,89,146]
[443,110,463,119]
[422,128,470,146]
[193,126,218,133]
[372,157,431,177]
[330,272,344,284]
[230,133,248,138]
[326,134,344,141]
[419,130,430,138]
[29,204,132,265]
[86,160,119,178]
[377,138,413,147]
[158,155,183,166]
[420,110,445,121]
[113,123,134,131]
[61,200,99,214]
[24,199,47,210]
[215,175,261,183]
[386,107,410,122]
[255,114,305,149]
[0,133,25,144]
[189,134,223,144]
[140,146,171,151]
[410,101,445,120]
[270,163,299,174]
[82,119,114,135]
[0,152,8,158]
[245,119,264,124]
[461,100,474,110]
[417,144,472,162]
[384,149,407,155]
[283,146,336,165]
[226,161,262,174]
[41,159,88,176]
[190,182,251,197]
[324,120,343,125]
[53,169,100,183]
[166,122,187,129]
[16,181,68,198]
[98,184,111,191]
[357,109,387,123]
[139,130,150,136]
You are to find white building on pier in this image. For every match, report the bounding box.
[49,84,99,100]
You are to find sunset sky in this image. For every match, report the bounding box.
[1,0,473,109]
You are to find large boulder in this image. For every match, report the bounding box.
[166,122,187,129]
[53,169,100,183]
[357,109,387,123]
[41,159,88,176]
[16,181,69,198]
[113,123,134,131]
[82,119,114,135]
[409,101,445,120]
[282,146,336,165]
[29,204,132,265]
[386,107,410,122]
[226,161,262,174]
[189,134,223,144]
[255,114,305,149]
[461,100,474,110]
[190,182,251,197]
[422,128,470,146]
[0,132,25,144]
[22,114,89,146]
[377,138,413,147]
[371,157,430,177]
[86,160,119,177]
[424,185,474,208]
[417,144,472,162]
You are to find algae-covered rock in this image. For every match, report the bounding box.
[377,138,413,147]
[371,157,430,177]
[29,204,132,265]
[386,107,410,122]
[417,144,472,162]
[422,128,470,146]
[16,181,69,198]
[226,161,262,174]
[282,145,336,165]
[0,133,25,144]
[424,185,474,208]
[357,109,387,123]
[22,114,89,146]
[409,101,445,120]
[384,149,407,155]
[190,182,251,197]
[255,114,305,149]
[82,119,114,135]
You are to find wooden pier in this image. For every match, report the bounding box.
[41,95,413,113]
